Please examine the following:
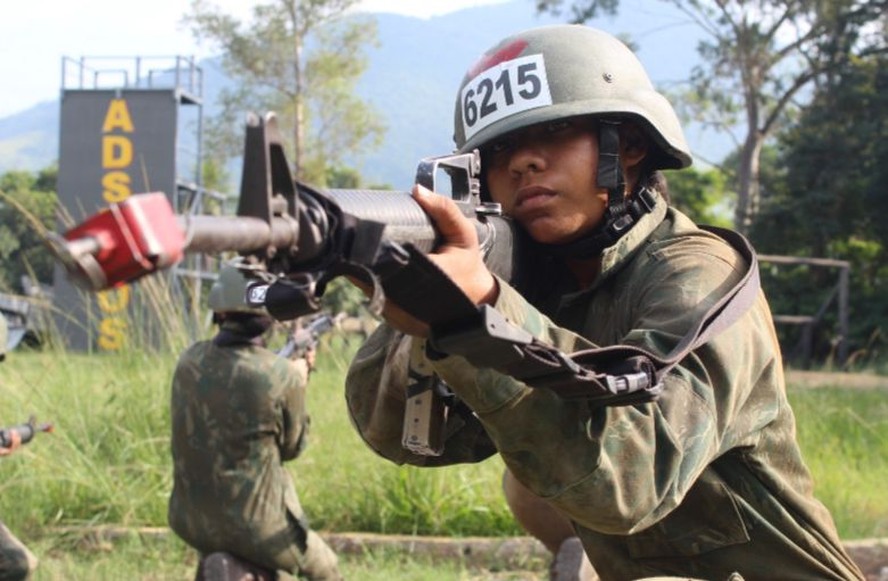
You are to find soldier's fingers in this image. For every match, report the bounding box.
[412,185,477,249]
[346,275,430,337]
[0,430,22,455]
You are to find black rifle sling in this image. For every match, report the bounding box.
[376,226,760,407]
[372,240,481,325]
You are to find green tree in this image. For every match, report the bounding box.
[665,166,732,227]
[753,54,887,258]
[201,156,230,195]
[0,166,59,290]
[185,0,385,185]
[751,53,888,365]
[536,0,886,233]
[196,157,235,216]
[325,165,362,189]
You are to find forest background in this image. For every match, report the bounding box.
[1,0,886,365]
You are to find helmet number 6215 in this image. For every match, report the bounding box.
[461,54,552,141]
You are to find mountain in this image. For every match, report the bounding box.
[0,100,58,172]
[0,0,714,189]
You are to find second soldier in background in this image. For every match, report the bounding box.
[168,265,342,581]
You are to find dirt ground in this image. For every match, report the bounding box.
[786,369,888,390]
[322,532,888,581]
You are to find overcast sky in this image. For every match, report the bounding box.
[0,0,509,118]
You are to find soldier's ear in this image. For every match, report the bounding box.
[619,122,649,170]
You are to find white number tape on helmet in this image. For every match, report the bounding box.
[460,54,552,143]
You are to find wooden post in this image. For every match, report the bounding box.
[757,255,851,367]
[838,264,850,365]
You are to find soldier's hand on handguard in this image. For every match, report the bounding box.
[0,429,22,456]
[411,184,499,306]
[348,184,499,339]
[304,346,317,372]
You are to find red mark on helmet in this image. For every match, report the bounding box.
[466,40,528,79]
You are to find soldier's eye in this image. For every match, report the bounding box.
[547,120,571,133]
[488,139,512,154]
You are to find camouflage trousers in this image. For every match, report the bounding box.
[291,530,341,581]
[0,522,37,581]
[196,529,341,581]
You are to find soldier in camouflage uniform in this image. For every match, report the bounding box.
[168,265,341,581]
[344,25,864,581]
[0,316,39,581]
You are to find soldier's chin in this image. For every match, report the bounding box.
[522,220,581,246]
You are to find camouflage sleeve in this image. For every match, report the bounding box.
[279,357,310,461]
[427,246,770,535]
[423,276,595,416]
[345,324,496,467]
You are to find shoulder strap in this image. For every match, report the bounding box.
[422,226,761,406]
[652,226,760,370]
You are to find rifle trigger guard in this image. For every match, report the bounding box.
[361,266,386,318]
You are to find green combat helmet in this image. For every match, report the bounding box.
[453,25,695,255]
[207,264,266,315]
[453,24,691,170]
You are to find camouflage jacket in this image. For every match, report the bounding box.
[346,193,864,580]
[168,339,311,561]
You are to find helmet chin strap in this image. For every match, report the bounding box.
[539,120,655,259]
[597,120,627,218]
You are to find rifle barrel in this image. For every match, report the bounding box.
[176,188,441,266]
[177,215,296,254]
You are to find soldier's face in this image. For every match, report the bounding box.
[483,118,609,245]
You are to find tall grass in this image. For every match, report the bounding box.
[296,336,516,537]
[0,349,175,530]
[2,338,886,543]
[0,334,518,540]
[788,385,888,539]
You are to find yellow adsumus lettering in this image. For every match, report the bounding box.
[98,98,135,350]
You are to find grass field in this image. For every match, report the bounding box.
[1,335,886,579]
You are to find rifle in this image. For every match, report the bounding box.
[0,415,54,449]
[48,112,523,326]
[277,313,335,359]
